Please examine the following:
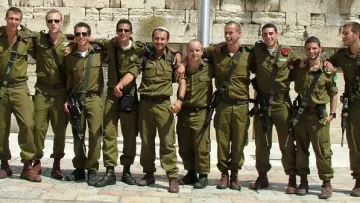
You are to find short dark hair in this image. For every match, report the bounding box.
[6,7,22,20]
[74,22,91,35]
[262,23,277,32]
[305,36,321,47]
[116,19,132,31]
[152,27,170,40]
[225,21,241,31]
[187,39,203,49]
[343,21,360,33]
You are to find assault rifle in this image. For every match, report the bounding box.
[203,90,221,129]
[285,96,300,147]
[341,94,349,147]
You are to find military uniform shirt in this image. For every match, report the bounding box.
[0,26,35,83]
[65,45,105,93]
[203,46,250,100]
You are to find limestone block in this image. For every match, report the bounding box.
[53,7,71,18]
[240,24,262,45]
[18,7,33,19]
[129,9,154,23]
[188,10,197,23]
[23,19,47,31]
[0,0,9,7]
[154,9,186,23]
[165,0,195,10]
[326,14,349,26]
[286,12,296,26]
[280,0,340,14]
[307,26,343,47]
[296,13,310,26]
[94,21,118,38]
[33,7,50,19]
[339,0,358,15]
[279,25,305,46]
[145,0,165,9]
[195,0,220,10]
[0,5,9,19]
[69,7,86,20]
[121,0,145,9]
[62,20,97,34]
[211,23,224,44]
[86,0,109,8]
[12,0,43,7]
[110,0,120,7]
[44,0,54,7]
[100,8,128,21]
[252,12,286,25]
[310,14,325,26]
[214,11,251,24]
[246,0,279,12]
[63,0,86,7]
[85,8,99,21]
[54,0,63,7]
[220,0,245,13]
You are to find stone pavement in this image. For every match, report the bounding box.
[0,133,359,203]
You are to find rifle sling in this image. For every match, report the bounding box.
[114,45,121,82]
[268,45,282,103]
[79,53,93,102]
[221,48,242,96]
[0,37,21,98]
[49,41,66,82]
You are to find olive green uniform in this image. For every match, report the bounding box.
[138,47,178,179]
[0,26,36,161]
[203,46,250,172]
[33,31,72,160]
[329,49,360,179]
[95,38,141,167]
[177,59,213,174]
[65,45,105,171]
[247,42,299,175]
[291,61,337,180]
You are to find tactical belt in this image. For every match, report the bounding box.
[36,80,65,89]
[260,92,289,103]
[140,95,169,102]
[75,90,101,98]
[222,97,249,105]
[182,106,208,112]
[0,81,27,88]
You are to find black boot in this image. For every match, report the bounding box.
[64,168,86,181]
[94,166,116,187]
[178,170,198,185]
[121,165,136,185]
[296,175,309,196]
[87,169,98,186]
[194,174,208,189]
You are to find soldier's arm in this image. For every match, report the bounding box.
[92,38,111,50]
[171,78,186,113]
[247,47,256,74]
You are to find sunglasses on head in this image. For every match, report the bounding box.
[75,32,89,37]
[47,19,60,24]
[117,28,130,33]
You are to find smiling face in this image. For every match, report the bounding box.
[74,26,90,47]
[224,24,241,45]
[5,11,22,32]
[187,40,203,63]
[116,23,132,43]
[46,12,62,34]
[262,27,279,49]
[342,25,360,46]
[305,42,322,60]
[152,30,168,52]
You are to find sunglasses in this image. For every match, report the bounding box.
[75,32,89,37]
[117,28,131,33]
[47,19,60,24]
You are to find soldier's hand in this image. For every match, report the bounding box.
[323,61,334,71]
[299,59,306,68]
[64,101,70,113]
[323,115,334,125]
[214,41,226,53]
[171,100,182,113]
[114,84,123,98]
[174,63,185,81]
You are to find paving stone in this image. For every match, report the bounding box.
[76,194,119,202]
[121,196,162,203]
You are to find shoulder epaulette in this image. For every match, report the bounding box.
[65,34,75,41]
[135,41,146,48]
[243,45,253,52]
[93,44,102,52]
[40,30,46,34]
[255,40,264,44]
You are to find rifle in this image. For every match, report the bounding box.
[203,90,220,129]
[285,96,300,148]
[250,78,270,146]
[341,94,349,147]
[67,90,87,157]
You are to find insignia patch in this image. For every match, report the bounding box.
[279,58,287,62]
[281,48,289,56]
[333,73,338,83]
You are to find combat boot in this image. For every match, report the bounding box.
[20,160,42,182]
[168,178,179,193]
[319,180,332,199]
[94,166,116,187]
[0,160,12,179]
[249,172,269,190]
[178,170,198,185]
[295,175,308,196]
[121,165,136,185]
[230,170,241,190]
[32,159,41,175]
[194,174,208,189]
[51,158,63,180]
[350,178,360,197]
[137,173,155,186]
[216,171,229,189]
[87,170,98,186]
[64,168,86,181]
[285,175,297,194]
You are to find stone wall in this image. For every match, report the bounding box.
[1,0,360,47]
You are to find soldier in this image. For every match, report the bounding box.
[63,22,105,186]
[247,23,299,192]
[328,21,360,197]
[31,9,73,179]
[177,39,213,189]
[203,21,250,190]
[137,27,185,193]
[0,7,41,182]
[291,36,337,199]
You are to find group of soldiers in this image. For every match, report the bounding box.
[0,6,360,199]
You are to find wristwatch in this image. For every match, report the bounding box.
[177,97,185,102]
[329,112,336,118]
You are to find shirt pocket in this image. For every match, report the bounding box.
[143,60,156,79]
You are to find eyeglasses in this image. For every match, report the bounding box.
[47,19,60,24]
[75,32,89,37]
[117,28,131,33]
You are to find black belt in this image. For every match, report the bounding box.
[260,92,289,102]
[1,81,27,88]
[36,80,65,89]
[222,98,249,105]
[182,106,208,113]
[75,91,101,98]
[140,95,170,102]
